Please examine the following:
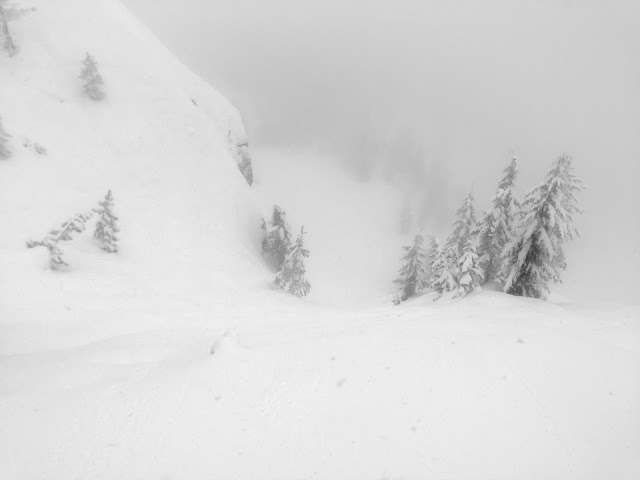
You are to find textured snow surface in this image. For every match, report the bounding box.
[2,288,639,480]
[1,1,640,480]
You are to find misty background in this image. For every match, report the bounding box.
[122,0,640,303]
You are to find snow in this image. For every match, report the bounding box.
[2,288,639,480]
[1,1,639,479]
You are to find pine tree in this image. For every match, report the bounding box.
[501,155,584,299]
[262,205,292,269]
[445,192,477,259]
[80,53,105,101]
[393,233,428,304]
[93,190,119,253]
[26,211,93,269]
[431,244,458,299]
[0,1,35,57]
[0,113,10,159]
[432,191,477,299]
[426,235,440,287]
[454,238,483,298]
[473,157,520,283]
[274,226,311,297]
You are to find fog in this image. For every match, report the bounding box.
[123,0,640,303]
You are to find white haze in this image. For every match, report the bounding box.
[123,0,640,304]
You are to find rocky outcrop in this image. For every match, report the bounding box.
[229,130,253,186]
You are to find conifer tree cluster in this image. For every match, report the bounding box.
[394,154,583,303]
[0,113,11,159]
[26,190,120,269]
[93,190,119,253]
[393,233,428,304]
[0,1,35,57]
[80,52,105,101]
[262,205,311,297]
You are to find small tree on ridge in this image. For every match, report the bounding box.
[93,190,119,253]
[80,52,105,101]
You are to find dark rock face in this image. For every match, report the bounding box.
[229,131,253,186]
[236,140,253,186]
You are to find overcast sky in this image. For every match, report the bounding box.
[123,0,640,302]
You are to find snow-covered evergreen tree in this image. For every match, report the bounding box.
[431,191,477,299]
[0,113,10,158]
[274,226,311,297]
[426,235,440,287]
[80,53,105,101]
[445,192,477,259]
[473,157,520,283]
[454,238,483,298]
[26,211,93,269]
[392,233,428,304]
[262,205,292,269]
[501,155,584,299]
[431,244,458,299]
[0,1,35,57]
[93,190,119,253]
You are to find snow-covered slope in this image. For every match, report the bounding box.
[1,1,639,480]
[0,0,261,299]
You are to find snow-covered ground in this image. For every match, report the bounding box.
[1,1,639,479]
